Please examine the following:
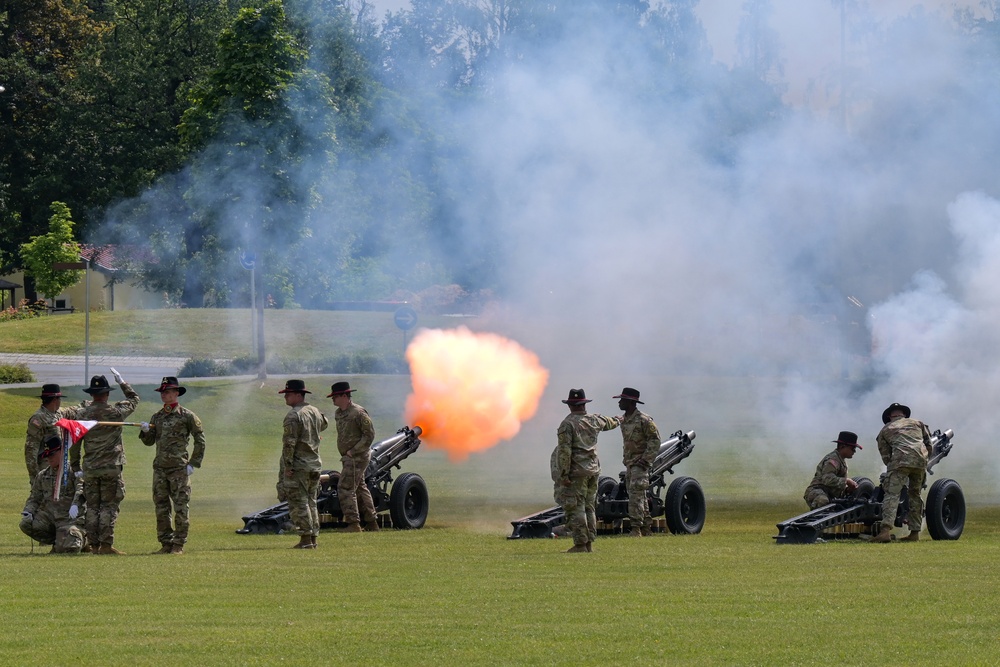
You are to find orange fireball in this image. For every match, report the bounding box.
[404,327,549,461]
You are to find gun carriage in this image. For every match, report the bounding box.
[509,429,705,539]
[774,428,964,544]
[237,425,428,534]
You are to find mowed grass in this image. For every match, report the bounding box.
[0,308,463,358]
[2,378,999,666]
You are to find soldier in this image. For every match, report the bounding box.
[328,381,378,533]
[20,435,87,553]
[70,370,139,555]
[874,403,933,543]
[138,377,206,555]
[24,383,85,482]
[278,379,328,549]
[803,431,861,509]
[614,387,661,537]
[551,388,621,553]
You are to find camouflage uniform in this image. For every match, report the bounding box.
[69,381,139,549]
[21,465,86,553]
[803,450,852,509]
[139,405,206,548]
[552,413,620,547]
[877,417,933,531]
[24,404,84,482]
[281,402,328,537]
[621,409,661,532]
[335,403,377,526]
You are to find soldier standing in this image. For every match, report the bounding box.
[138,377,206,555]
[614,387,661,537]
[874,403,933,543]
[551,388,621,553]
[20,435,87,553]
[328,381,379,532]
[70,370,139,555]
[24,384,84,482]
[803,431,861,509]
[278,379,328,549]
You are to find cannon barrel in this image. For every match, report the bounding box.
[927,428,955,474]
[651,430,696,477]
[369,425,423,475]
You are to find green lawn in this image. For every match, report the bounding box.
[0,308,460,359]
[2,377,997,666]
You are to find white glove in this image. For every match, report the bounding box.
[74,471,84,479]
[140,422,150,433]
[186,464,194,476]
[21,511,32,519]
[69,504,79,519]
[111,367,124,384]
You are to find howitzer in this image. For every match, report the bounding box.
[508,429,705,539]
[237,425,429,534]
[774,428,964,544]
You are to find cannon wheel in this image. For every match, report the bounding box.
[925,478,965,540]
[320,470,340,495]
[851,476,876,501]
[664,476,706,534]
[597,476,618,502]
[389,472,429,529]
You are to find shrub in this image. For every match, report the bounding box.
[0,299,45,322]
[0,363,35,384]
[178,358,234,377]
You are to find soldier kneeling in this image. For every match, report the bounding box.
[20,435,87,554]
[803,431,862,509]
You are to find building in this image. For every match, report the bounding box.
[0,245,165,312]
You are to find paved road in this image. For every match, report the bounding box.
[0,352,189,387]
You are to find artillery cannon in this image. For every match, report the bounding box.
[509,429,705,539]
[775,428,963,544]
[237,425,428,534]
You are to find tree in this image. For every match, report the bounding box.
[0,0,105,267]
[20,201,84,298]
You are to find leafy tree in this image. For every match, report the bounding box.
[20,201,84,298]
[0,0,105,267]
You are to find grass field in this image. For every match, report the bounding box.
[2,374,998,666]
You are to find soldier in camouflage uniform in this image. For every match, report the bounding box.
[138,377,206,555]
[803,431,861,509]
[24,384,85,483]
[874,403,933,543]
[70,371,139,555]
[21,435,87,553]
[328,381,378,532]
[279,379,329,549]
[551,388,621,553]
[614,388,662,537]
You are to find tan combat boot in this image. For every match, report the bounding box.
[292,535,313,549]
[872,527,893,543]
[363,520,380,532]
[585,541,593,552]
[339,523,363,533]
[311,535,317,548]
[97,544,126,555]
[640,525,654,537]
[628,527,643,537]
[900,530,920,542]
[151,544,172,554]
[170,544,184,555]
[566,544,588,553]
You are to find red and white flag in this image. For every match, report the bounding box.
[55,419,98,444]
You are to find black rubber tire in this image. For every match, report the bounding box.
[597,475,618,501]
[664,476,706,534]
[388,472,429,529]
[851,476,876,501]
[925,478,965,540]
